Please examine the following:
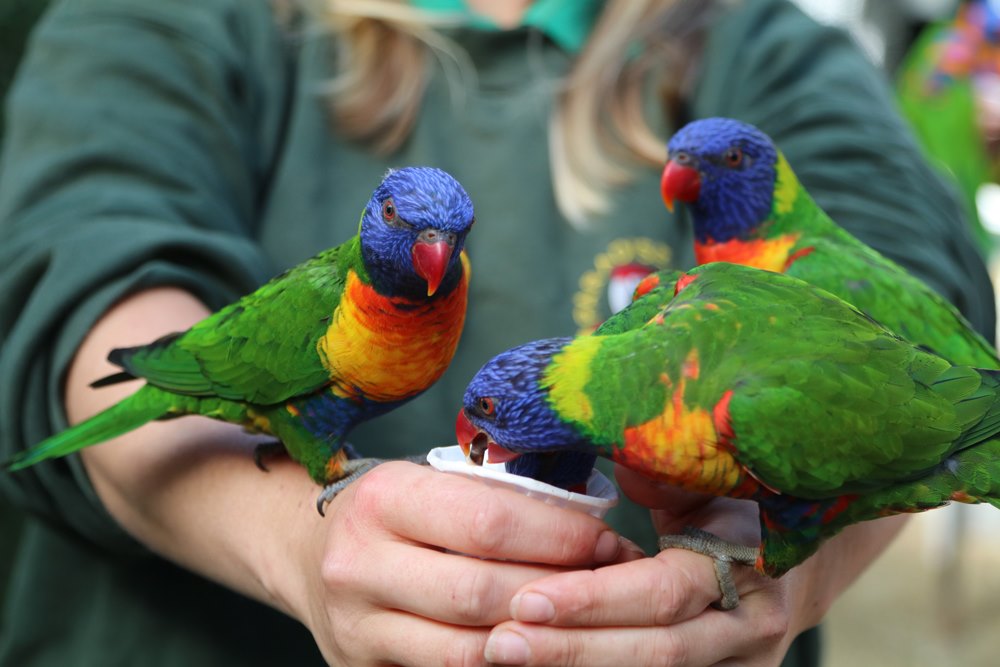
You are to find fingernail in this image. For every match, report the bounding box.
[484,630,530,665]
[593,530,621,562]
[511,591,555,622]
[620,536,647,558]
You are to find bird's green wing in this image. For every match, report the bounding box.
[110,242,356,404]
[687,265,994,498]
[724,347,980,499]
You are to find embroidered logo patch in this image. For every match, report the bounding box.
[572,237,673,333]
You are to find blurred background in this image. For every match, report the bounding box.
[1,0,998,663]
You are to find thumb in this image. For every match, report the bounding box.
[614,464,760,539]
[613,464,715,516]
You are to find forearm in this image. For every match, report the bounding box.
[787,513,910,633]
[67,287,319,619]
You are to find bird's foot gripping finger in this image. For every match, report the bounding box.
[658,526,758,611]
[314,454,432,516]
[252,440,287,472]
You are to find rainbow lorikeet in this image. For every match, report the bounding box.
[4,166,475,514]
[657,117,998,370]
[456,262,1000,609]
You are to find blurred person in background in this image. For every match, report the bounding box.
[898,0,1000,253]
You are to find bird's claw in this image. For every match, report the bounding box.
[252,440,287,472]
[315,454,432,516]
[658,526,758,610]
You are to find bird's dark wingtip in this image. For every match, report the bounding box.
[2,453,26,473]
[89,371,137,389]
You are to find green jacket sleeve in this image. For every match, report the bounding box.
[693,0,996,337]
[0,0,294,549]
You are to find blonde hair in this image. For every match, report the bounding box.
[303,0,713,225]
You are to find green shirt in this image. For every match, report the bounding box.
[0,0,992,664]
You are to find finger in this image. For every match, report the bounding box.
[484,604,787,667]
[337,540,559,626]
[650,496,762,546]
[506,551,724,627]
[357,462,625,565]
[343,608,491,667]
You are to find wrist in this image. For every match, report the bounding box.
[253,459,329,622]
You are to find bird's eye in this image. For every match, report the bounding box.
[382,198,397,222]
[479,397,495,416]
[672,151,692,166]
[724,147,743,167]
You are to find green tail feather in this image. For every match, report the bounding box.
[3,386,172,471]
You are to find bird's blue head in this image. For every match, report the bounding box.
[360,166,475,298]
[661,118,778,244]
[456,338,593,468]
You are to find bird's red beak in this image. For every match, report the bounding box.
[660,159,701,213]
[455,409,520,466]
[456,409,478,459]
[412,233,455,297]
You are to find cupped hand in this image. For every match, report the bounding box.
[284,461,642,667]
[482,464,808,667]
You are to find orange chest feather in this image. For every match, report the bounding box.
[695,233,802,273]
[610,377,759,498]
[318,268,468,402]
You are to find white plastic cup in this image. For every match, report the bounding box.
[426,445,619,519]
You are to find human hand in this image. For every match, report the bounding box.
[481,464,816,667]
[284,461,643,667]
